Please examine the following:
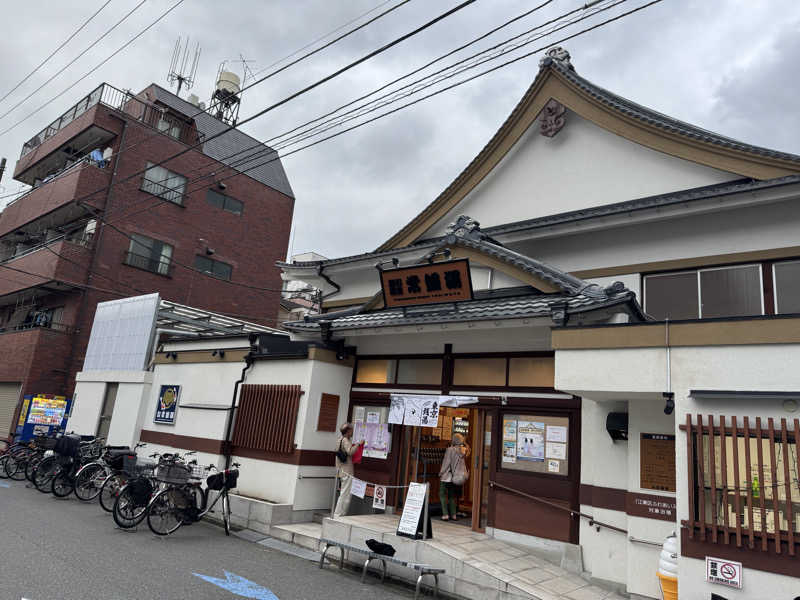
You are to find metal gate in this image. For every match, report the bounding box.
[0,383,22,438]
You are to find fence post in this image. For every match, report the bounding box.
[423,483,430,540]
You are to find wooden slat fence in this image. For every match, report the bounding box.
[682,414,799,554]
[231,384,302,454]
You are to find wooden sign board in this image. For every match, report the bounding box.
[640,433,676,492]
[380,259,473,308]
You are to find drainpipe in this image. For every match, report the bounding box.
[663,318,675,415]
[224,352,254,469]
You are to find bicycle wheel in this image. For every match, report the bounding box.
[26,454,43,482]
[8,451,27,481]
[222,491,231,536]
[99,473,126,512]
[0,455,11,479]
[33,457,59,493]
[147,489,185,536]
[51,468,74,497]
[74,463,107,501]
[113,484,149,529]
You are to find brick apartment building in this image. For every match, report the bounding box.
[0,83,295,436]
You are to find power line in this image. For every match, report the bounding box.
[0,0,147,124]
[0,0,185,138]
[0,0,114,106]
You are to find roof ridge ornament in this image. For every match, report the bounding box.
[538,46,574,71]
[445,215,483,242]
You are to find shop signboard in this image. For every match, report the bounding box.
[397,482,432,539]
[380,259,473,308]
[705,556,742,589]
[640,433,676,492]
[154,385,180,425]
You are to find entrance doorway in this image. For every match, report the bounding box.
[403,406,493,532]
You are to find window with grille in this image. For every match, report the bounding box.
[194,255,232,281]
[125,234,173,276]
[683,414,800,553]
[141,162,187,204]
[231,385,302,454]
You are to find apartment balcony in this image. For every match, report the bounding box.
[0,161,110,239]
[0,239,92,299]
[14,83,199,183]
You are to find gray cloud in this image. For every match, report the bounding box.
[1,0,799,260]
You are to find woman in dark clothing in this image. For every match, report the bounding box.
[438,433,470,520]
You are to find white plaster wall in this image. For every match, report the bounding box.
[423,110,737,237]
[508,195,800,275]
[67,381,106,436]
[679,556,800,599]
[301,360,354,451]
[556,348,667,395]
[230,455,298,505]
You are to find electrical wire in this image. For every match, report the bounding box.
[0,0,114,105]
[0,0,147,123]
[0,0,185,138]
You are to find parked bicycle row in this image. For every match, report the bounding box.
[1,430,241,537]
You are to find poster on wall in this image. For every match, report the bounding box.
[640,433,676,492]
[502,441,517,463]
[363,423,391,459]
[546,425,567,443]
[503,418,517,441]
[353,406,366,423]
[154,385,180,425]
[516,420,545,461]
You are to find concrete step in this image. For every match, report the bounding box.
[312,511,328,524]
[270,522,323,552]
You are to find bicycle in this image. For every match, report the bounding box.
[51,437,105,497]
[98,450,160,513]
[112,453,161,529]
[0,434,35,480]
[73,443,143,502]
[146,462,240,536]
[32,432,92,492]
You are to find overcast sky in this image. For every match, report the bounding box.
[0,0,798,260]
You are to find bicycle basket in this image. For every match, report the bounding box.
[128,478,154,506]
[123,455,156,477]
[206,472,224,491]
[35,436,58,450]
[206,469,239,491]
[156,462,191,484]
[78,441,103,460]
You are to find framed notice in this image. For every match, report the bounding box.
[640,433,676,492]
[154,385,180,425]
[380,259,473,308]
[501,413,569,476]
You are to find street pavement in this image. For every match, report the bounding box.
[0,479,415,600]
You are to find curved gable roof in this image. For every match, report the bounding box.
[378,52,800,252]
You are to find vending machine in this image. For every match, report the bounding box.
[15,394,73,442]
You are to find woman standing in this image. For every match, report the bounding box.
[333,422,364,518]
[438,433,470,521]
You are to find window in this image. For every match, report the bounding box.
[396,359,442,385]
[206,189,243,215]
[453,358,506,386]
[508,357,555,387]
[773,260,800,314]
[141,162,186,204]
[354,359,397,384]
[644,264,763,320]
[157,115,182,139]
[125,234,173,275]
[194,255,233,280]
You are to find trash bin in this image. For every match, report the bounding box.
[657,532,678,600]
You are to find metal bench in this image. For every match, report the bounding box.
[318,537,445,599]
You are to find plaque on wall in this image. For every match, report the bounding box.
[380,259,473,308]
[640,433,676,492]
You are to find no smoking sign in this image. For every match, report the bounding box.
[706,556,742,589]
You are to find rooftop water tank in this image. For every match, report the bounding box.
[216,71,240,95]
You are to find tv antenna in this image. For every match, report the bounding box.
[167,36,201,96]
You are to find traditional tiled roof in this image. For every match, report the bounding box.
[150,85,294,198]
[283,285,641,333]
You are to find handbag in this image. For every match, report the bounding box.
[335,440,348,463]
[352,442,364,465]
[451,451,469,486]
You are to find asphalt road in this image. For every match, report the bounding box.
[0,479,415,600]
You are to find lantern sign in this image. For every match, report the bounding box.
[380,259,473,308]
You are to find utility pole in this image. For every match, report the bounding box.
[0,157,7,183]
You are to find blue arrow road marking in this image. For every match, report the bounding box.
[0,481,11,488]
[193,571,279,600]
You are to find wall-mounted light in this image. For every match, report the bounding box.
[165,351,178,360]
[212,349,225,358]
[217,181,227,190]
[663,392,675,415]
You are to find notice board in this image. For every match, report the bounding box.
[640,433,676,492]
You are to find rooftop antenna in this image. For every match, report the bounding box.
[167,36,201,96]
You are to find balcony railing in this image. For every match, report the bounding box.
[123,251,173,277]
[20,83,196,158]
[0,321,77,336]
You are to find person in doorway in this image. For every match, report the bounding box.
[438,433,470,521]
[333,422,364,518]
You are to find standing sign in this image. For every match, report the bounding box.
[397,482,432,539]
[706,556,742,589]
[154,385,180,425]
[380,259,473,308]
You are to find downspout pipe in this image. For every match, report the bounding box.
[224,352,254,469]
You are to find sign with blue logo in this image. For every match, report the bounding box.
[154,385,180,425]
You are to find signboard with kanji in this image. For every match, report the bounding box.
[380,259,473,308]
[706,556,742,589]
[154,385,180,425]
[640,433,676,492]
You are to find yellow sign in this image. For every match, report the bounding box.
[17,397,30,427]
